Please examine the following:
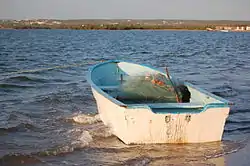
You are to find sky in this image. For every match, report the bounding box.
[0,0,250,20]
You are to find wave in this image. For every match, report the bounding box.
[211,84,238,97]
[0,121,245,166]
[229,109,250,115]
[87,140,245,165]
[1,75,70,86]
[129,51,153,55]
[0,140,244,165]
[3,75,47,83]
[0,83,33,89]
[66,113,113,138]
[0,154,42,166]
[70,114,101,124]
[38,130,93,156]
[226,119,250,124]
[224,126,250,133]
[31,84,93,102]
[0,123,37,133]
[0,129,94,164]
[123,155,151,165]
[30,120,112,157]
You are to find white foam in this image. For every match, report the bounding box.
[72,114,101,124]
[41,130,93,156]
[64,128,93,147]
[88,123,113,138]
[72,130,93,148]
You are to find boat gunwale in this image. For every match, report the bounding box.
[87,60,232,112]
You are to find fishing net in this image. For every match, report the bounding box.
[117,73,190,104]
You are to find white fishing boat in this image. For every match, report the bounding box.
[87,60,231,144]
[220,29,229,32]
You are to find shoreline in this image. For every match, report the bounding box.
[1,28,250,32]
[1,19,250,32]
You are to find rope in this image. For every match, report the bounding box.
[0,60,101,78]
[165,67,181,103]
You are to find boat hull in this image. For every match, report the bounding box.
[92,88,229,144]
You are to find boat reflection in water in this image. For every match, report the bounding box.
[82,131,243,165]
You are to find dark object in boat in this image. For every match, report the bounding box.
[176,84,191,103]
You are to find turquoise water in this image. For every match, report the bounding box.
[0,29,250,165]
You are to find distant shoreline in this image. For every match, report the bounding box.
[0,27,207,31]
[1,28,249,32]
[1,19,250,31]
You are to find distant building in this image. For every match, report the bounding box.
[223,26,233,30]
[206,28,214,31]
[215,26,224,30]
[109,22,119,25]
[246,26,250,31]
[236,26,245,31]
[52,21,61,25]
[30,21,46,25]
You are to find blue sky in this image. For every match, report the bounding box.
[0,0,250,20]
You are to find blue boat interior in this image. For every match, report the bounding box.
[90,61,229,113]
